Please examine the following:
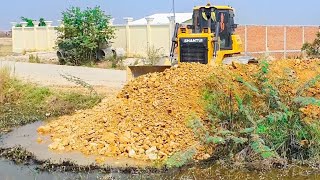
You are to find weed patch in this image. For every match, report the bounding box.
[28,54,41,63]
[190,60,320,164]
[0,68,102,132]
[160,60,320,168]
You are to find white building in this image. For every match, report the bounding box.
[128,13,193,25]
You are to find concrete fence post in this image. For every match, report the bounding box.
[10,22,17,53]
[109,18,115,26]
[146,17,154,50]
[33,21,39,51]
[44,21,53,51]
[265,26,268,53]
[302,26,305,44]
[123,17,133,57]
[284,26,287,59]
[244,25,248,55]
[20,22,28,52]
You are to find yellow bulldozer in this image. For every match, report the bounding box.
[127,3,256,81]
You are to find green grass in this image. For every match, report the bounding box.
[196,60,320,162]
[167,60,320,168]
[28,54,41,63]
[0,67,102,132]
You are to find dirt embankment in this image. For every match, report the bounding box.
[37,60,320,164]
[38,63,216,163]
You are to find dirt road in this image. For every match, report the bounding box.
[0,60,127,88]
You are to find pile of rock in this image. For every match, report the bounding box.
[37,59,320,163]
[38,63,217,161]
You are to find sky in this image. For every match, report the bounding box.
[0,0,319,30]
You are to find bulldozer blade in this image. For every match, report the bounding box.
[222,56,258,65]
[126,65,172,81]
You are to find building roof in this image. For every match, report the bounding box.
[129,13,192,25]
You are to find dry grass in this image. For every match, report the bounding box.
[0,67,103,132]
[0,38,12,57]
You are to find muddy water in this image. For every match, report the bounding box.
[1,159,319,180]
[0,121,150,168]
[0,159,101,180]
[0,122,320,179]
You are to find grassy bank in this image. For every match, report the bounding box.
[197,60,320,165]
[0,67,102,133]
[166,59,320,168]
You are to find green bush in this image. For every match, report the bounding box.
[0,68,102,132]
[56,6,115,66]
[28,54,41,63]
[15,17,47,27]
[302,32,320,58]
[146,45,163,65]
[187,60,320,164]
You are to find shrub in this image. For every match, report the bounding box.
[0,67,102,132]
[146,45,163,65]
[301,32,320,58]
[56,6,115,66]
[28,54,41,63]
[15,17,47,27]
[187,60,320,164]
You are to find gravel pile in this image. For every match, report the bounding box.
[37,59,320,163]
[38,63,216,162]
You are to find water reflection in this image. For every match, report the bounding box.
[1,159,319,180]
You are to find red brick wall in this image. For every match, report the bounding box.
[304,27,319,43]
[236,25,319,58]
[267,26,284,51]
[287,27,303,50]
[246,26,266,52]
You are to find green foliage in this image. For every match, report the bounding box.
[28,54,41,63]
[301,32,320,58]
[294,97,320,106]
[165,148,196,168]
[21,17,34,27]
[146,45,163,65]
[60,73,97,95]
[56,6,115,66]
[205,136,226,144]
[16,17,47,27]
[39,18,46,26]
[104,55,125,69]
[0,67,102,132]
[250,135,277,159]
[190,60,320,163]
[296,75,320,96]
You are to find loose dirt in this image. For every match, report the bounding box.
[37,59,320,164]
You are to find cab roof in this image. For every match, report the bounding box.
[193,4,234,11]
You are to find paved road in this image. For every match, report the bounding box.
[0,60,127,88]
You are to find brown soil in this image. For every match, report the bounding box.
[37,60,320,164]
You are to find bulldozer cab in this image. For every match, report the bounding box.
[192,4,236,50]
[192,6,216,33]
[126,3,255,81]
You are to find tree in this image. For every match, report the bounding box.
[16,17,47,27]
[21,17,34,27]
[56,6,115,65]
[301,32,320,58]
